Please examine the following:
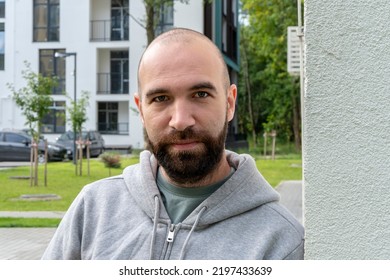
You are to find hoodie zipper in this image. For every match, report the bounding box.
[167,224,175,242]
[161,224,176,260]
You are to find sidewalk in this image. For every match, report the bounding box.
[0,211,65,219]
[276,180,303,224]
[0,211,65,260]
[0,181,302,260]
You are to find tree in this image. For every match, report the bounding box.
[239,0,301,151]
[8,61,58,186]
[142,0,189,44]
[66,91,89,175]
[115,0,190,45]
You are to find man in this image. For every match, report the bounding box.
[42,28,304,260]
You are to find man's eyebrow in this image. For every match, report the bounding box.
[144,82,217,98]
[189,82,217,92]
[145,87,170,99]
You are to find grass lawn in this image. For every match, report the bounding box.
[0,156,139,211]
[0,153,301,226]
[256,157,302,187]
[0,217,61,227]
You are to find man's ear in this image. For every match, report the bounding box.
[227,84,237,122]
[134,92,144,124]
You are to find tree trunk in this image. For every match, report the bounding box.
[44,139,48,187]
[292,80,302,152]
[34,144,38,186]
[79,136,83,176]
[241,41,257,148]
[145,1,156,45]
[30,146,34,187]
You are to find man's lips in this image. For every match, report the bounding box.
[170,140,200,150]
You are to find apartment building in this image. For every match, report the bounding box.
[0,0,240,150]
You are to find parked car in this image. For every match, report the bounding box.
[56,130,105,159]
[0,130,67,162]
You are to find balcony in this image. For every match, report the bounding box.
[98,122,129,135]
[97,72,129,94]
[90,19,129,42]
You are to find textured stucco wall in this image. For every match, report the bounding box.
[304,1,390,259]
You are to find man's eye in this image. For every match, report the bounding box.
[153,96,169,102]
[194,92,209,98]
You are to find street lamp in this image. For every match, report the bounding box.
[55,51,77,164]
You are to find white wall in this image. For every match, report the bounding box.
[304,0,390,259]
[174,1,204,32]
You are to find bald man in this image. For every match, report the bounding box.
[42,28,304,260]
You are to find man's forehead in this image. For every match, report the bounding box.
[139,39,220,77]
[145,35,215,59]
[150,28,210,47]
[137,28,230,92]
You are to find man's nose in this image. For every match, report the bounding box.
[169,100,196,131]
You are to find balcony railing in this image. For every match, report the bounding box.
[90,19,129,42]
[98,122,129,135]
[97,72,129,94]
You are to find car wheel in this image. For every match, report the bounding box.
[38,153,46,164]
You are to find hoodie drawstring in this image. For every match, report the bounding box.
[150,195,160,260]
[179,206,207,260]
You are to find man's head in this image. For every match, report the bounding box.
[134,28,237,186]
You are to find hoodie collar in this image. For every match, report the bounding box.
[123,150,280,227]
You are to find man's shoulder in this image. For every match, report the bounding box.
[81,174,127,196]
[260,201,304,236]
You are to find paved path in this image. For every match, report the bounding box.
[0,211,64,260]
[0,211,65,219]
[0,181,303,259]
[276,180,303,224]
[0,228,57,260]
[0,161,30,169]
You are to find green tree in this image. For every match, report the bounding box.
[67,91,89,175]
[239,0,301,151]
[118,0,191,45]
[8,61,58,186]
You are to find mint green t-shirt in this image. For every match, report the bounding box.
[157,167,235,224]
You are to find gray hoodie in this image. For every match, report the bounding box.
[42,150,304,260]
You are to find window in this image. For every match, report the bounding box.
[98,102,119,134]
[221,0,238,61]
[0,22,4,70]
[39,49,65,94]
[204,1,213,40]
[41,101,66,133]
[155,0,174,36]
[5,133,28,144]
[0,0,5,18]
[111,0,129,40]
[110,51,129,94]
[33,0,60,42]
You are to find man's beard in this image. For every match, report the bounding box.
[147,121,228,186]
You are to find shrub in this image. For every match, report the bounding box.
[99,152,121,175]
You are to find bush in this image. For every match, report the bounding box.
[99,152,122,170]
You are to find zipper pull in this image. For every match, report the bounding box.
[167,224,175,242]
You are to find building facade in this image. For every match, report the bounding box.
[0,0,239,150]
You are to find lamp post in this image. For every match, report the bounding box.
[54,51,77,164]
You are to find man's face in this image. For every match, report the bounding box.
[135,38,236,185]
